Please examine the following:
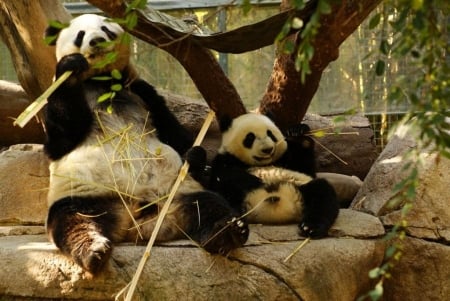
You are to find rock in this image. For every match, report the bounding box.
[328,209,385,238]
[0,144,49,225]
[383,237,450,301]
[0,219,385,301]
[304,114,378,180]
[317,172,363,207]
[0,225,45,236]
[351,122,450,242]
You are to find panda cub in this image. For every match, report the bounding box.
[43,14,248,275]
[188,113,339,238]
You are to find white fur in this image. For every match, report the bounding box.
[55,14,124,61]
[243,166,312,224]
[220,113,287,166]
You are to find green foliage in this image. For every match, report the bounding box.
[276,0,333,83]
[43,20,69,45]
[94,0,147,110]
[360,1,449,299]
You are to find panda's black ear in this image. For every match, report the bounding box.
[44,24,62,46]
[218,115,233,132]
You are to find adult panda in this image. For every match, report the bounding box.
[43,14,248,275]
[187,113,339,238]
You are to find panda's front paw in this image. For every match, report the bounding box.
[285,123,311,138]
[186,146,207,171]
[202,216,249,255]
[56,53,89,80]
[299,221,329,239]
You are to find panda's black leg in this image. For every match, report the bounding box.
[180,191,249,254]
[298,178,339,238]
[46,197,124,275]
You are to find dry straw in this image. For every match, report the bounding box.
[121,110,216,301]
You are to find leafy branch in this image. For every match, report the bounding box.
[276,0,333,83]
[360,0,449,299]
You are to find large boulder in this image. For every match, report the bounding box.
[0,144,48,225]
[351,121,450,300]
[0,211,385,301]
[351,122,450,243]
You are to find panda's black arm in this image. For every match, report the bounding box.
[44,54,93,160]
[279,136,318,178]
[209,154,264,210]
[129,79,194,155]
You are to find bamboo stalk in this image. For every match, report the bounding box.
[283,237,311,262]
[13,71,72,128]
[123,110,216,301]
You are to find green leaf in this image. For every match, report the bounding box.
[385,245,397,259]
[111,69,122,80]
[276,21,292,43]
[107,104,114,114]
[43,35,57,45]
[368,267,381,279]
[241,0,252,15]
[48,20,68,30]
[369,13,381,29]
[412,0,424,10]
[92,76,112,81]
[380,40,390,55]
[111,83,123,92]
[126,12,138,29]
[368,281,384,301]
[98,92,114,103]
[317,0,332,14]
[283,40,295,54]
[375,60,385,76]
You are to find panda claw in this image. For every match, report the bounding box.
[202,216,249,254]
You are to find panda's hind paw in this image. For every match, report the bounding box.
[74,235,112,276]
[299,222,329,239]
[202,216,249,255]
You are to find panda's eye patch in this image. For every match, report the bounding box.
[267,130,278,142]
[101,26,117,40]
[243,133,256,149]
[74,30,85,48]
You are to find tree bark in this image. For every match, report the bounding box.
[259,0,382,131]
[86,0,247,121]
[0,0,70,99]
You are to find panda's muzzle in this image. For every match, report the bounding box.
[253,146,274,161]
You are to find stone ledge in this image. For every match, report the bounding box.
[0,210,386,301]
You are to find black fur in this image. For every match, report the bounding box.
[44,41,248,275]
[299,178,339,238]
[44,53,193,160]
[47,196,122,274]
[179,191,249,254]
[187,114,339,238]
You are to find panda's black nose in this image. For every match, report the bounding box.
[89,37,106,47]
[261,147,273,154]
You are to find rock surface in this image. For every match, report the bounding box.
[0,144,49,225]
[351,122,450,243]
[0,210,385,301]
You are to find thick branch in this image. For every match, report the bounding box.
[87,0,246,120]
[259,0,382,131]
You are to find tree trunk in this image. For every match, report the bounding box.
[259,0,382,131]
[0,0,70,99]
